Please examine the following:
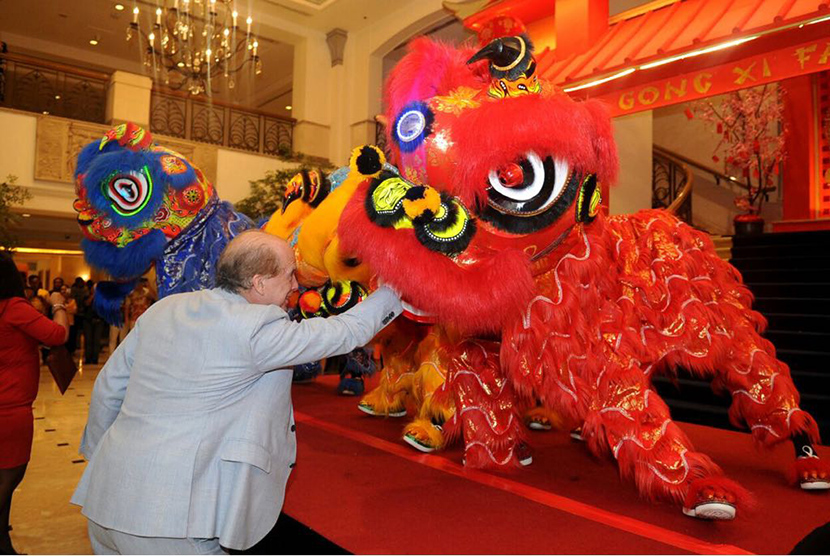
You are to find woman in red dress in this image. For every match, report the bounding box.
[0,253,68,555]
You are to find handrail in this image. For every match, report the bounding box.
[0,51,111,81]
[653,147,694,216]
[653,144,774,194]
[152,84,297,123]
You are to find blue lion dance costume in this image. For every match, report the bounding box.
[74,122,253,323]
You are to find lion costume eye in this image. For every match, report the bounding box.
[105,166,153,216]
[487,152,569,214]
[480,153,581,234]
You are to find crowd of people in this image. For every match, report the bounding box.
[19,274,156,365]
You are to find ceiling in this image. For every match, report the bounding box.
[0,0,298,117]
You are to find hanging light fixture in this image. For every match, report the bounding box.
[126,0,261,96]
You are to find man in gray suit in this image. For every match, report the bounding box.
[71,230,402,554]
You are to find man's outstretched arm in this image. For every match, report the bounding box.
[252,286,402,373]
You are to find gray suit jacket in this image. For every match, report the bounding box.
[71,286,401,550]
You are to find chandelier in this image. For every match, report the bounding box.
[126,0,261,96]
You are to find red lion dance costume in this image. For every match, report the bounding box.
[339,29,830,520]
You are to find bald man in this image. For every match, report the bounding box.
[72,230,402,554]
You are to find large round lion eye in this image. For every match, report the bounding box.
[487,152,569,215]
[105,166,153,216]
[480,152,581,234]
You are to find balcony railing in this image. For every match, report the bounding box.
[652,146,693,225]
[0,52,108,124]
[151,88,294,156]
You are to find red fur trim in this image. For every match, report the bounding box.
[788,410,821,445]
[383,38,484,158]
[684,476,755,513]
[787,456,830,485]
[339,183,536,335]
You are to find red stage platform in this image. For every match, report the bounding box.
[281,375,830,554]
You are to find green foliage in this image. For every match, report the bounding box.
[234,168,301,221]
[0,175,33,250]
[234,157,336,221]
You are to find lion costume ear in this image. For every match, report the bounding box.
[582,100,619,187]
[349,145,386,177]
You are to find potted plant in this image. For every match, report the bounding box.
[691,85,786,235]
[0,174,33,250]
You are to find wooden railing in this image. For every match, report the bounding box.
[150,87,295,157]
[652,145,693,224]
[0,52,109,124]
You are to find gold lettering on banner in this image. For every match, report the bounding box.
[763,58,772,77]
[638,86,660,106]
[733,62,757,85]
[664,79,687,100]
[795,44,817,70]
[619,91,635,111]
[693,72,713,94]
[819,43,830,65]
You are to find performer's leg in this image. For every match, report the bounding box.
[586,364,750,518]
[710,331,829,489]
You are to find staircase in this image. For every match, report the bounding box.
[652,230,830,436]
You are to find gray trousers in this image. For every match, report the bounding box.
[88,520,227,555]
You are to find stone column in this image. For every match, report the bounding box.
[292,33,333,161]
[106,71,153,127]
[610,111,653,215]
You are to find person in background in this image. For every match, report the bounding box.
[125,277,156,333]
[81,281,104,365]
[61,285,79,355]
[51,277,64,295]
[0,252,68,556]
[70,278,88,356]
[106,301,126,356]
[26,276,49,301]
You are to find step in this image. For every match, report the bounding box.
[731,230,830,248]
[730,243,828,259]
[775,349,828,373]
[746,283,830,299]
[790,370,828,394]
[652,375,730,410]
[660,398,733,430]
[730,256,830,271]
[764,330,830,353]
[740,269,828,284]
[661,393,830,434]
[764,313,830,334]
[753,297,830,315]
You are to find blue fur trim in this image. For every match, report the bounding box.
[94,280,138,326]
[82,230,167,280]
[75,142,103,177]
[392,101,434,153]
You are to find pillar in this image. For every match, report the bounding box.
[106,71,153,127]
[610,111,653,215]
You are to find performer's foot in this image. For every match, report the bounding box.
[569,427,585,442]
[791,439,830,491]
[516,442,533,466]
[357,400,406,417]
[682,477,750,520]
[402,421,443,453]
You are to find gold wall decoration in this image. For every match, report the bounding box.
[35,116,219,186]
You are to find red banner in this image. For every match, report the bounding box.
[591,38,830,116]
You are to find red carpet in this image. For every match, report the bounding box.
[282,375,830,554]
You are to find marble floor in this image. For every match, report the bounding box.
[9,356,105,555]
